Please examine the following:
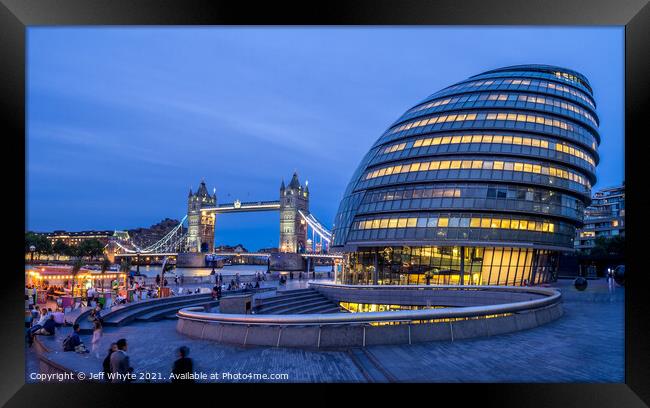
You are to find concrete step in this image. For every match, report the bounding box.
[256,292,323,309]
[276,299,336,314]
[274,288,315,297]
[135,300,219,322]
[104,297,214,326]
[258,296,327,314]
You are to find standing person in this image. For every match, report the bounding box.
[110,338,133,383]
[91,320,103,357]
[155,274,161,287]
[53,308,65,327]
[32,286,37,305]
[171,346,194,383]
[102,343,118,382]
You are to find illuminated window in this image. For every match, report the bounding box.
[438,218,449,227]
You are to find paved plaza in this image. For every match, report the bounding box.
[27,278,624,383]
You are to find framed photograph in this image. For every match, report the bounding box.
[2,0,648,406]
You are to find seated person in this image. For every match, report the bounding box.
[27,315,56,346]
[62,323,87,353]
[36,315,56,336]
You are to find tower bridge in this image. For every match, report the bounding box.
[109,172,337,269]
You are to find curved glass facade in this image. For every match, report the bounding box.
[332,65,599,286]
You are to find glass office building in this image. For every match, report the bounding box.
[332,65,599,286]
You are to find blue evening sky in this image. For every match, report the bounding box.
[27,27,624,251]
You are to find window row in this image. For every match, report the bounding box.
[379,114,597,152]
[388,111,592,141]
[357,197,584,222]
[353,215,556,233]
[378,133,595,166]
[472,70,593,96]
[407,92,597,127]
[552,71,587,88]
[363,158,590,187]
[438,77,595,109]
[362,184,583,209]
[346,226,574,246]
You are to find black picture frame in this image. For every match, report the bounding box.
[1,0,648,406]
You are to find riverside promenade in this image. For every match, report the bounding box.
[26,278,624,383]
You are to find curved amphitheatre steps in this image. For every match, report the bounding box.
[254,288,343,315]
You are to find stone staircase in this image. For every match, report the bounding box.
[255,288,342,315]
[75,293,218,332]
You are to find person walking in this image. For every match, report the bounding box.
[91,320,103,358]
[110,338,133,383]
[171,346,194,383]
[102,343,118,382]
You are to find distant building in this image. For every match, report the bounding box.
[214,244,248,253]
[279,173,309,253]
[187,180,217,253]
[37,230,114,246]
[575,184,625,250]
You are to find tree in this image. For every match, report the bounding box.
[52,240,69,261]
[100,257,111,292]
[71,257,84,300]
[119,257,132,275]
[25,233,52,260]
[78,239,104,261]
[590,235,625,257]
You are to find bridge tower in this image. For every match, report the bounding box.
[279,172,309,253]
[186,180,217,253]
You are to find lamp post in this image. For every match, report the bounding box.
[29,245,36,264]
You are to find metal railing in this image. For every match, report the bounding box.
[177,284,561,326]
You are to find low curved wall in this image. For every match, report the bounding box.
[311,282,551,307]
[176,284,563,349]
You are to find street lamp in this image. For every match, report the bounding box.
[29,245,36,264]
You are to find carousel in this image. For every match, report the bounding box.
[25,265,128,309]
